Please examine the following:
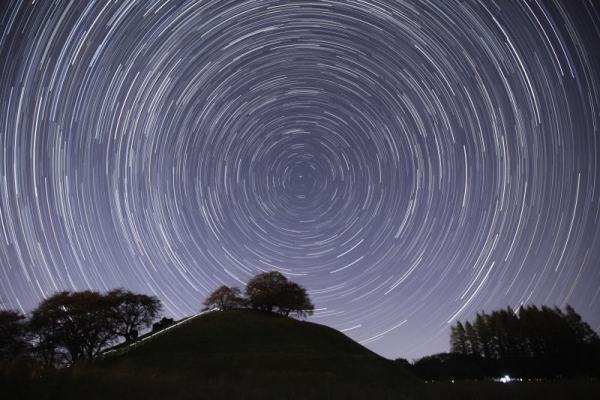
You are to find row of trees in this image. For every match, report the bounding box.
[406,305,600,380]
[203,271,314,318]
[450,305,598,360]
[0,289,162,367]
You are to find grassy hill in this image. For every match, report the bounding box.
[24,310,418,400]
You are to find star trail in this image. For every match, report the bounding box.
[1,0,599,359]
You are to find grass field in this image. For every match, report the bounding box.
[420,380,600,400]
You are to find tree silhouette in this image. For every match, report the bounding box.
[0,310,29,361]
[464,321,477,356]
[152,317,175,332]
[107,289,162,342]
[245,271,288,313]
[447,304,600,378]
[450,321,467,354]
[564,304,598,345]
[244,271,314,317]
[474,313,491,358]
[278,281,314,317]
[203,286,244,311]
[29,291,118,365]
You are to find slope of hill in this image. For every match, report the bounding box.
[94,309,418,399]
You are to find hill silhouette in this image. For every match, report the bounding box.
[92,309,418,399]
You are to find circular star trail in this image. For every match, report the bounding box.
[1,0,599,359]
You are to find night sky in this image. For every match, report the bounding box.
[1,0,599,360]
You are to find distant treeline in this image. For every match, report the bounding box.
[401,305,600,379]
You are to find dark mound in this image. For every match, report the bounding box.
[94,310,417,399]
[108,310,411,377]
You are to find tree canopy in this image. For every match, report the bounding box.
[245,271,314,317]
[152,317,175,333]
[0,310,29,361]
[107,289,162,342]
[29,291,118,365]
[443,305,600,378]
[203,286,244,311]
[23,289,163,366]
[450,305,599,360]
[203,271,315,318]
[277,281,314,318]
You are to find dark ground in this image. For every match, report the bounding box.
[2,310,599,399]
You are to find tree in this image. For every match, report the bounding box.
[0,310,29,361]
[245,271,289,313]
[106,289,162,342]
[464,321,477,356]
[203,286,244,311]
[474,313,492,358]
[394,358,412,369]
[245,271,314,317]
[450,321,467,354]
[564,304,599,345]
[29,291,118,365]
[278,282,314,317]
[152,317,174,332]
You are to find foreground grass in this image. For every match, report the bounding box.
[4,369,599,400]
[420,380,600,400]
[4,370,414,400]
